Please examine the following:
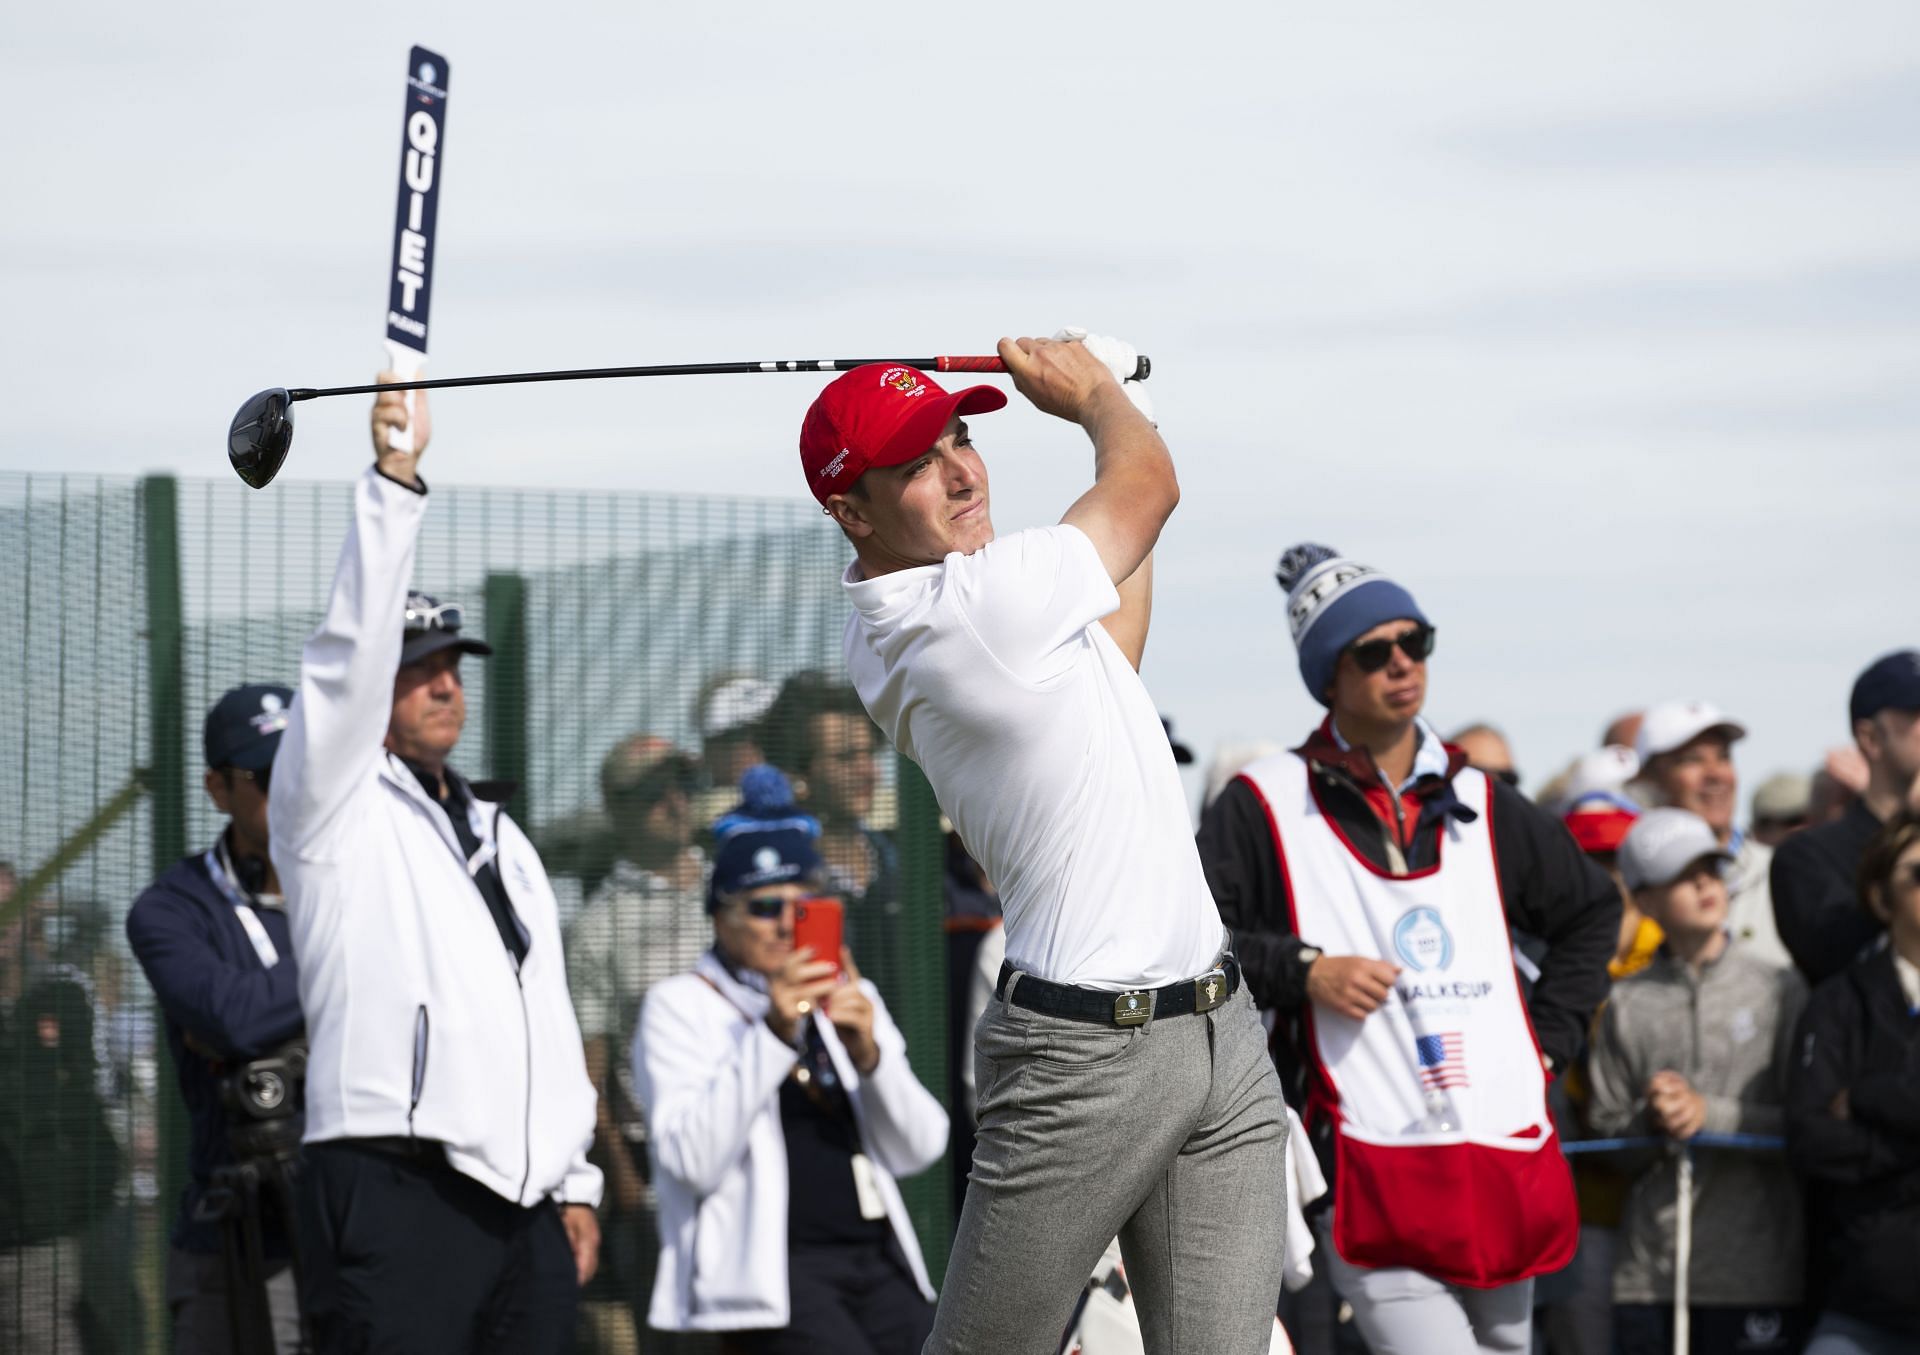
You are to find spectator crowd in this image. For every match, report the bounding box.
[0,377,1914,1355]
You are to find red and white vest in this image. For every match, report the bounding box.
[1239,752,1576,1288]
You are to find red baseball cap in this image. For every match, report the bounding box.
[1563,793,1640,855]
[798,364,1007,504]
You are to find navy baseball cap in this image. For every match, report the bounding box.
[708,826,821,913]
[1850,650,1920,724]
[204,685,294,771]
[401,591,493,667]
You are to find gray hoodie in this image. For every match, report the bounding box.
[1585,938,1808,1305]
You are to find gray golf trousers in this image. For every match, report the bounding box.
[926,974,1290,1354]
[1315,1214,1534,1355]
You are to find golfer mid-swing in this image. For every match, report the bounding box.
[799,331,1289,1353]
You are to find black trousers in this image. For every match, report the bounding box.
[1613,1302,1809,1355]
[719,1238,934,1355]
[297,1141,576,1355]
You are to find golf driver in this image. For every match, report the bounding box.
[228,352,1153,489]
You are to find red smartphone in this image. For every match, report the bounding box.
[792,896,844,976]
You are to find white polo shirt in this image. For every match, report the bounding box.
[843,524,1223,990]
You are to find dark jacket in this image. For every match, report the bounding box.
[1196,723,1620,1175]
[125,842,303,1253]
[1771,800,1886,987]
[1785,948,1920,1336]
[0,971,121,1246]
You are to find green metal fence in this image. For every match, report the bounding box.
[0,471,951,1352]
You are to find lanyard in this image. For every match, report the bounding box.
[697,956,857,1117]
[205,844,281,969]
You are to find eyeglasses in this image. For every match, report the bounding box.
[403,599,463,633]
[742,894,790,919]
[1347,624,1436,674]
[224,765,271,792]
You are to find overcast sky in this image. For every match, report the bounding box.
[4,1,1916,808]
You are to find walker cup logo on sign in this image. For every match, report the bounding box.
[1393,907,1454,972]
[879,367,926,398]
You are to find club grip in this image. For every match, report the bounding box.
[935,354,1152,380]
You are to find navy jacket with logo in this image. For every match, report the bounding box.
[126,846,303,1253]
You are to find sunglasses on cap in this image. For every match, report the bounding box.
[404,599,463,633]
[1347,624,1437,673]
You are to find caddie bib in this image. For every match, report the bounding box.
[1238,753,1576,1288]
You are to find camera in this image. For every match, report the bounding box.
[218,1041,307,1160]
[197,1041,311,1350]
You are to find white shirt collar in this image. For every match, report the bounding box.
[842,557,943,623]
[1894,949,1920,1013]
[1331,716,1449,795]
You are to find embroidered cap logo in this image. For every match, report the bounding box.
[251,692,290,737]
[879,367,926,398]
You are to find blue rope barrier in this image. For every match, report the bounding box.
[1561,1132,1785,1155]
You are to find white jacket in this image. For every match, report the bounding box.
[269,467,601,1209]
[635,951,948,1332]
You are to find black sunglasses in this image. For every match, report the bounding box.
[744,895,788,919]
[1347,624,1436,673]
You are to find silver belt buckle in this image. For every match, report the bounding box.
[1112,991,1151,1026]
[1194,968,1228,1013]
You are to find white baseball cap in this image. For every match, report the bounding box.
[1619,807,1735,891]
[1561,745,1641,807]
[1635,700,1748,763]
[701,678,777,740]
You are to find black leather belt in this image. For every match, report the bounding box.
[996,955,1241,1028]
[338,1135,448,1165]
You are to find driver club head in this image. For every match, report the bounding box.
[229,388,295,489]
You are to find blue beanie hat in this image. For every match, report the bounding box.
[1275,542,1430,706]
[708,765,823,911]
[711,764,820,844]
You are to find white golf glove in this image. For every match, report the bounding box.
[1051,326,1155,424]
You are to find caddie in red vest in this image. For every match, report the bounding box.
[1195,542,1620,1355]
